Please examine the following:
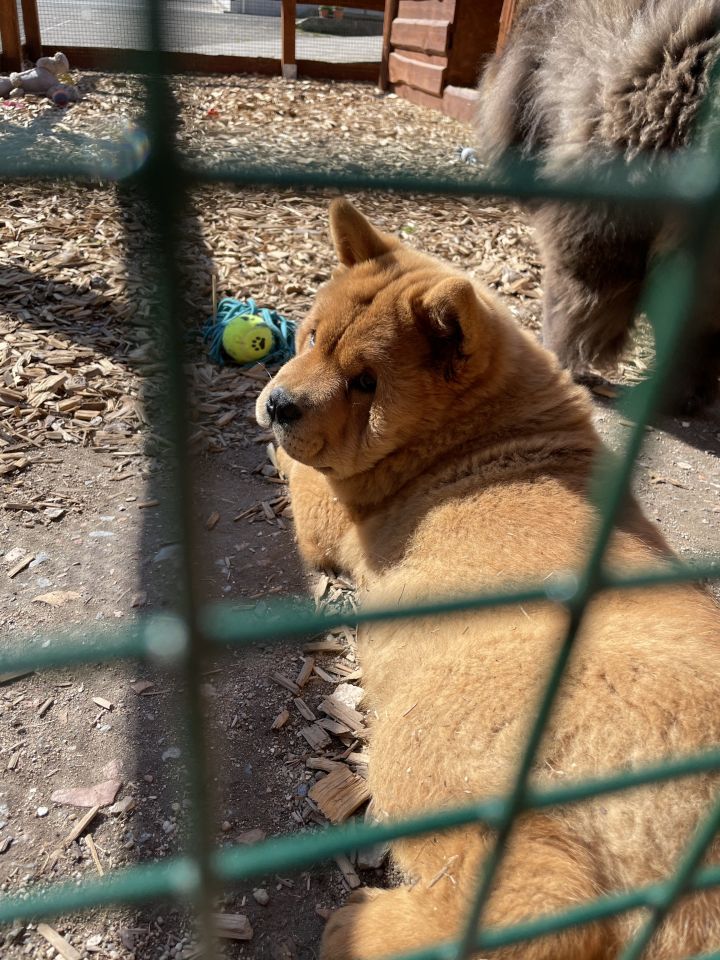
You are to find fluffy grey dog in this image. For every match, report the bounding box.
[477,0,720,412]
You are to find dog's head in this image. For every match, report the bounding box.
[256,200,506,481]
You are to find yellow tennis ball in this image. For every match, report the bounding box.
[222,314,273,364]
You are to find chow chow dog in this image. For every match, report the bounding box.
[256,200,720,958]
[477,0,720,413]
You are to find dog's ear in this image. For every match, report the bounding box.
[416,277,494,380]
[329,199,400,267]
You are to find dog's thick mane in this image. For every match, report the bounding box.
[330,321,597,515]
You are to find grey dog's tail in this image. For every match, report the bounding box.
[476,0,720,167]
[600,1,720,159]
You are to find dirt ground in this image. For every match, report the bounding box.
[1,74,719,960]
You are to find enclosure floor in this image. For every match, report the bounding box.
[1,74,719,960]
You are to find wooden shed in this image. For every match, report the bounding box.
[384,0,508,122]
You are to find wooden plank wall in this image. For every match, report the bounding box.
[387,0,504,123]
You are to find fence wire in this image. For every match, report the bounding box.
[2,2,720,958]
[33,1,283,58]
[27,0,381,61]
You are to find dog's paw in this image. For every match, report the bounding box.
[319,902,366,960]
[319,888,385,960]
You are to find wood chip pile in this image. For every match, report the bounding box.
[270,610,374,832]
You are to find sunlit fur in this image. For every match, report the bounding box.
[257,200,720,959]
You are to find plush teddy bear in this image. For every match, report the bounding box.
[0,51,78,104]
[9,51,69,93]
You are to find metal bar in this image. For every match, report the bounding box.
[619,791,720,960]
[187,151,720,207]
[139,0,216,954]
[2,144,719,210]
[2,557,718,675]
[3,748,720,927]
[360,861,720,960]
[3,845,719,955]
[0,614,180,676]
[0,858,199,926]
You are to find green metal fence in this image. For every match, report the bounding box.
[3,2,720,957]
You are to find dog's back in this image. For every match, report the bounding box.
[477,0,720,412]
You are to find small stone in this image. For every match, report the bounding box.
[221,820,231,832]
[162,747,181,761]
[334,683,364,710]
[253,888,270,906]
[86,934,103,948]
[153,544,181,564]
[109,796,135,816]
[237,828,266,845]
[162,820,175,834]
[458,145,478,164]
[356,841,389,870]
[143,774,154,783]
[36,806,49,818]
[29,552,50,567]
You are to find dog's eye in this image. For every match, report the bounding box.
[351,372,377,394]
[308,330,316,348]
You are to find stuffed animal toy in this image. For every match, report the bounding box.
[0,52,78,104]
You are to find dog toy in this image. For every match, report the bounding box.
[0,52,78,105]
[50,87,73,108]
[203,297,297,367]
[223,313,273,363]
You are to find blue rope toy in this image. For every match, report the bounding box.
[203,297,297,367]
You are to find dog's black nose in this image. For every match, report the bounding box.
[266,387,302,425]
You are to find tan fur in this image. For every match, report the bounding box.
[256,200,720,958]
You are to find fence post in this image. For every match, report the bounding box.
[0,0,22,72]
[496,0,518,52]
[379,0,399,91]
[20,0,41,62]
[281,0,297,80]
